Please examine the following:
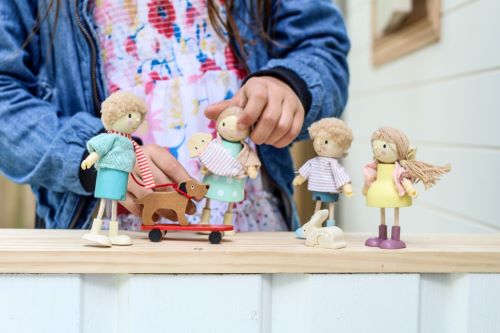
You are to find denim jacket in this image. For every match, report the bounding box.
[0,0,349,230]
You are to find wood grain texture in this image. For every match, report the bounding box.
[1,229,500,273]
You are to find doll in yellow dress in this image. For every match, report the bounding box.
[363,127,451,249]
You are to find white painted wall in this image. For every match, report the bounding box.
[338,0,500,233]
[0,273,498,333]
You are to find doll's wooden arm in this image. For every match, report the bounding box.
[81,152,99,170]
[362,184,369,196]
[402,178,418,198]
[200,165,209,175]
[293,175,306,186]
[342,183,354,197]
[246,166,258,179]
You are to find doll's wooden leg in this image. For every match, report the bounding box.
[314,200,322,213]
[82,199,111,247]
[108,200,132,246]
[365,208,387,247]
[200,198,211,225]
[96,198,106,220]
[223,203,235,235]
[379,208,405,250]
[325,202,335,227]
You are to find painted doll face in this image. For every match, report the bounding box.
[313,136,345,158]
[187,132,212,158]
[372,139,398,163]
[111,111,143,134]
[217,115,249,142]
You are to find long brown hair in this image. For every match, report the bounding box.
[371,127,451,189]
[207,0,273,65]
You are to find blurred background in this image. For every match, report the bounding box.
[1,0,498,232]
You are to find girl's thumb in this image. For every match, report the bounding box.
[205,99,235,120]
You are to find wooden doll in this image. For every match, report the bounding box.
[363,127,451,249]
[188,106,261,234]
[81,91,152,247]
[293,118,354,238]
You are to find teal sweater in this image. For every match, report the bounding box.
[87,134,135,173]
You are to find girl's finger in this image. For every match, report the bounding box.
[149,146,191,184]
[238,82,268,130]
[273,107,304,148]
[205,90,245,120]
[250,91,283,144]
[266,97,295,145]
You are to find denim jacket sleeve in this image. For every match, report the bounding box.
[0,2,102,195]
[262,0,350,141]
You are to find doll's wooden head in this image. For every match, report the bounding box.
[216,107,249,142]
[187,132,213,158]
[101,91,148,134]
[371,127,451,189]
[308,118,353,158]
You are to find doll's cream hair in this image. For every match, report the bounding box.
[216,106,243,126]
[308,118,353,152]
[371,127,451,189]
[100,91,148,130]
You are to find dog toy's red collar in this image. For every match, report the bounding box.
[131,174,193,200]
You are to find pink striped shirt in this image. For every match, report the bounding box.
[200,140,244,177]
[298,157,351,193]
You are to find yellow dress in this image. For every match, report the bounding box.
[366,163,412,208]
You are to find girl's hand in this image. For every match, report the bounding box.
[123,144,197,218]
[205,76,305,148]
[81,152,99,170]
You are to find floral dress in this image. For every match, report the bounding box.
[92,0,287,231]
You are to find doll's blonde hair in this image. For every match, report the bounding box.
[100,91,148,130]
[371,127,451,189]
[308,118,353,152]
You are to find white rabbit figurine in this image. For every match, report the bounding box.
[301,209,347,249]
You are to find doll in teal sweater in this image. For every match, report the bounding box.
[81,92,149,247]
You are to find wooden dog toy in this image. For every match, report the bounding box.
[136,179,209,226]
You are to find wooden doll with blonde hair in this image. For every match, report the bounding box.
[363,127,451,249]
[293,118,354,237]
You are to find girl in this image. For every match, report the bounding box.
[363,127,451,249]
[0,0,350,231]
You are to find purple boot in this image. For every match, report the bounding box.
[379,226,406,249]
[365,225,387,247]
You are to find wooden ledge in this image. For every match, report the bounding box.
[0,229,499,273]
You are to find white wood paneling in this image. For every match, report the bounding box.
[126,274,269,333]
[349,0,500,93]
[344,70,500,147]
[0,273,498,332]
[0,275,81,333]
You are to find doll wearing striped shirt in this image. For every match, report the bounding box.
[293,118,354,234]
